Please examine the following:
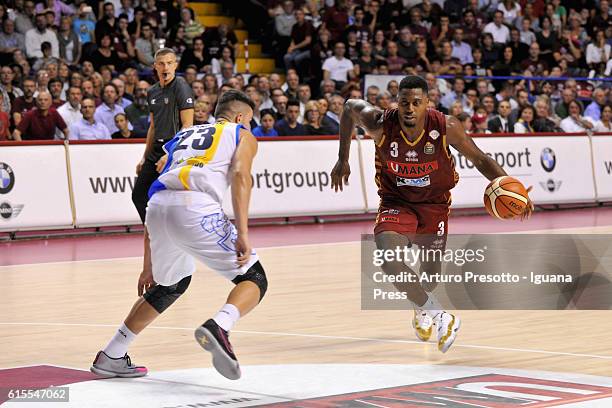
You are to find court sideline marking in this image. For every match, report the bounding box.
[0,322,610,361]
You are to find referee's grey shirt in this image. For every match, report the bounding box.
[147,76,194,143]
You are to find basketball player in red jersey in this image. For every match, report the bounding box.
[331,76,533,353]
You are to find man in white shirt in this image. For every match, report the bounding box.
[25,13,60,59]
[57,86,83,138]
[483,10,510,44]
[322,42,355,90]
[70,97,111,140]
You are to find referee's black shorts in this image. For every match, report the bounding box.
[132,140,166,223]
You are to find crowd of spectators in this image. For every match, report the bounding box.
[0,0,611,141]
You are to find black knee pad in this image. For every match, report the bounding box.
[232,261,268,302]
[143,275,192,313]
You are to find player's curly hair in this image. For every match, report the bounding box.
[399,75,428,94]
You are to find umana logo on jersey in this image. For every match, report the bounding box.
[387,160,438,177]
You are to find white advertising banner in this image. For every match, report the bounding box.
[363,136,596,211]
[591,135,612,202]
[70,144,143,227]
[0,145,73,231]
[223,139,365,218]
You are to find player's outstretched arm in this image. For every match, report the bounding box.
[230,128,258,265]
[331,99,384,192]
[447,116,534,219]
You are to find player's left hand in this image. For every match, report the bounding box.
[155,155,168,173]
[235,234,252,266]
[331,160,351,192]
[521,186,534,221]
[137,268,156,297]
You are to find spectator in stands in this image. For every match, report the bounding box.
[0,66,23,107]
[555,88,576,120]
[441,77,469,112]
[483,10,510,44]
[521,43,549,76]
[275,99,305,136]
[274,0,296,61]
[135,23,158,69]
[322,42,355,91]
[179,37,208,73]
[586,30,611,75]
[211,46,236,77]
[346,6,371,44]
[216,61,235,87]
[13,91,68,140]
[252,109,278,137]
[366,85,379,106]
[509,89,531,123]
[508,27,529,63]
[179,7,204,47]
[497,0,521,26]
[32,42,58,72]
[203,23,238,61]
[303,100,329,135]
[0,19,26,58]
[427,88,446,114]
[26,14,59,59]
[321,0,349,43]
[182,66,197,85]
[116,0,134,22]
[317,97,328,116]
[111,78,131,109]
[72,4,95,45]
[111,112,135,138]
[35,0,74,27]
[57,86,82,130]
[48,78,64,108]
[584,88,608,122]
[296,83,311,122]
[519,18,536,46]
[56,16,80,66]
[167,25,187,56]
[11,78,35,127]
[95,2,116,41]
[355,41,377,78]
[385,41,407,75]
[396,27,416,62]
[125,80,149,137]
[0,92,9,140]
[321,93,342,134]
[450,28,473,65]
[376,91,391,110]
[533,96,562,132]
[472,111,491,133]
[283,8,313,77]
[283,70,300,100]
[91,34,121,71]
[449,100,464,117]
[193,99,213,125]
[272,93,288,121]
[94,83,131,135]
[481,94,497,120]
[488,100,514,133]
[593,105,612,132]
[69,97,110,140]
[431,14,451,48]
[513,105,536,133]
[14,0,36,35]
[560,100,594,132]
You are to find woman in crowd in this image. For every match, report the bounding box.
[91,34,122,71]
[450,101,464,118]
[304,101,333,136]
[211,46,236,76]
[560,100,595,132]
[179,37,209,72]
[111,113,135,139]
[456,112,474,134]
[57,16,81,66]
[480,33,499,69]
[513,105,536,133]
[593,105,612,132]
[252,109,279,137]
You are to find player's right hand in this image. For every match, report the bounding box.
[235,234,252,267]
[138,268,155,296]
[136,158,145,176]
[331,160,351,192]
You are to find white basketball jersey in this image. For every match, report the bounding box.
[149,122,242,208]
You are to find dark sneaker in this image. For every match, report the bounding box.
[90,351,148,378]
[194,319,241,380]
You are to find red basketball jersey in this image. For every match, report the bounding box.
[374,108,459,206]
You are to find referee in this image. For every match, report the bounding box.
[132,48,194,291]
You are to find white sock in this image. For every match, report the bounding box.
[213,303,241,332]
[103,323,137,359]
[416,293,443,318]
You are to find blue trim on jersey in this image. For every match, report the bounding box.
[235,124,243,147]
[147,135,181,199]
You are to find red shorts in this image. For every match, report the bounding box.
[374,203,449,248]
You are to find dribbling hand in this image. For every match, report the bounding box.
[235,234,252,267]
[331,160,351,192]
[138,268,155,296]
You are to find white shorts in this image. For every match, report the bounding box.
[144,190,259,286]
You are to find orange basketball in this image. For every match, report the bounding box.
[484,176,529,220]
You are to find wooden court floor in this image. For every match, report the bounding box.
[1,237,611,379]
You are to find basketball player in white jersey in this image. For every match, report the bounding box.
[91,90,267,381]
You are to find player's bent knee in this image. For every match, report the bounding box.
[143,275,192,313]
[232,261,268,302]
